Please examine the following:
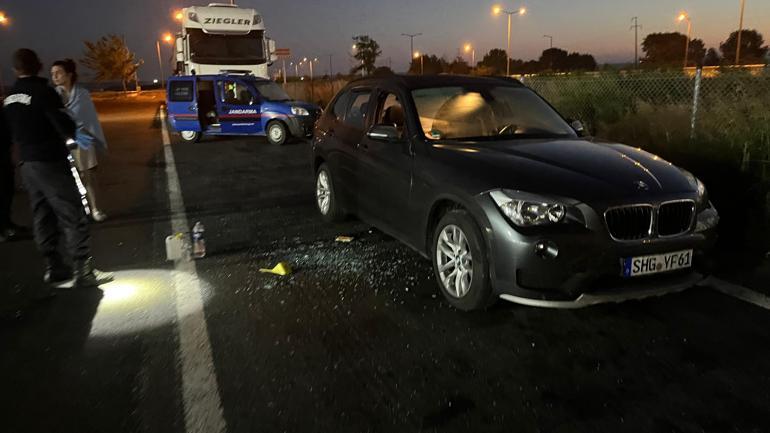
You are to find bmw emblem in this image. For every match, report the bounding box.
[635,180,649,191]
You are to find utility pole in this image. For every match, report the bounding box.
[630,17,642,68]
[327,54,333,78]
[735,0,746,65]
[543,35,553,49]
[401,33,422,70]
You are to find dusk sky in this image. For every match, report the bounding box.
[1,0,768,83]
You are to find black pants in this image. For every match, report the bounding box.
[20,160,91,262]
[0,153,13,229]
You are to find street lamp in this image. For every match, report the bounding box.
[0,12,9,26]
[677,11,692,68]
[414,51,424,75]
[464,43,475,66]
[156,33,175,88]
[735,0,746,65]
[173,10,183,22]
[493,4,527,76]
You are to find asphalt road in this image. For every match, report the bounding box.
[2,96,770,433]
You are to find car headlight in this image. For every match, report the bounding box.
[291,107,309,116]
[490,190,566,227]
[696,178,708,203]
[695,204,719,232]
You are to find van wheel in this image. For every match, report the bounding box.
[180,131,201,142]
[432,210,495,311]
[267,121,289,146]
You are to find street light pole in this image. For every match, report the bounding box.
[543,35,553,49]
[464,44,476,67]
[402,33,422,71]
[735,0,746,65]
[678,12,692,68]
[630,17,642,68]
[156,41,165,88]
[493,5,527,76]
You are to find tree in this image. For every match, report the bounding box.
[720,29,769,65]
[82,34,143,91]
[372,66,395,77]
[351,35,382,76]
[642,32,706,68]
[704,48,721,66]
[539,48,569,71]
[478,49,508,75]
[566,53,598,71]
[408,54,447,75]
[448,57,470,75]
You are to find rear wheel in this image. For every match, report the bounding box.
[180,131,201,142]
[432,210,495,311]
[267,121,289,146]
[316,163,344,222]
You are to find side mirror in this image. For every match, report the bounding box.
[267,39,277,65]
[570,120,586,136]
[366,124,401,142]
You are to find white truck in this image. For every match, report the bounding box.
[174,3,277,78]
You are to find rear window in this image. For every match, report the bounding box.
[169,81,194,102]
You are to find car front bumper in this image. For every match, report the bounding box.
[478,198,717,307]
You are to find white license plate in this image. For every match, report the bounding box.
[622,249,693,277]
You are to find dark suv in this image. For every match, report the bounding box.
[311,75,718,311]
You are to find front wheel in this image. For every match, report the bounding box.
[267,121,289,146]
[432,210,495,311]
[180,131,201,142]
[315,163,344,222]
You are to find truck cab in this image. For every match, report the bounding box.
[166,74,321,145]
[175,3,277,78]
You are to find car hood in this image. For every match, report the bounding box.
[427,138,698,203]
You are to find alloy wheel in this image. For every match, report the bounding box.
[316,170,331,215]
[436,224,474,298]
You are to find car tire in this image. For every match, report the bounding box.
[180,131,201,142]
[316,163,344,222]
[267,121,289,146]
[432,209,495,311]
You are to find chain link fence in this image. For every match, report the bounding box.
[521,67,770,179]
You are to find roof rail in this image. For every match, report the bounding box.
[207,3,238,7]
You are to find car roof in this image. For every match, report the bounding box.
[345,74,525,90]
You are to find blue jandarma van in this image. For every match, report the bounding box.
[166,74,321,145]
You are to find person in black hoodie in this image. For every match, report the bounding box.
[3,48,108,287]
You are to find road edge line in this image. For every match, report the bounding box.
[161,107,228,433]
[701,276,770,310]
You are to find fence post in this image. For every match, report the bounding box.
[690,68,703,141]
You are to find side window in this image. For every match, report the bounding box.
[331,92,350,122]
[169,81,194,102]
[375,92,406,139]
[342,90,371,131]
[220,80,254,105]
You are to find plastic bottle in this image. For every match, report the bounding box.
[192,222,206,259]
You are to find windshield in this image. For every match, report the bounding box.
[411,85,576,141]
[188,29,265,65]
[254,81,291,101]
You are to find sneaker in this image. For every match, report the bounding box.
[73,257,114,288]
[43,256,72,285]
[91,210,108,223]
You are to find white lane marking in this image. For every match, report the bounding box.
[702,276,770,310]
[161,109,228,433]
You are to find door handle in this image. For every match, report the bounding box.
[188,104,197,112]
[359,142,369,151]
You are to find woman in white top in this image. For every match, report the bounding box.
[51,59,108,222]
